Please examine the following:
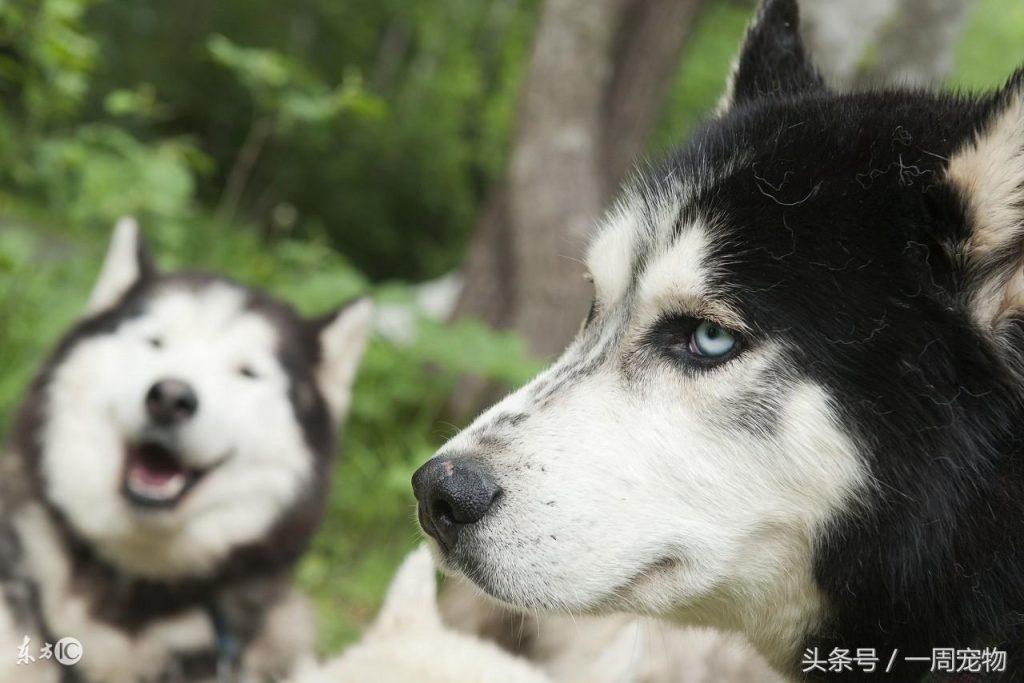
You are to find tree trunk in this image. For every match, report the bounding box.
[799,0,978,88]
[602,0,706,192]
[501,0,622,359]
[449,0,706,418]
[451,187,514,331]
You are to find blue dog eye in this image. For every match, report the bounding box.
[689,321,736,358]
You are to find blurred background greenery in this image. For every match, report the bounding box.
[1,0,1022,653]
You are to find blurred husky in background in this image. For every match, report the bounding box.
[0,219,372,683]
[440,577,779,683]
[415,0,1024,679]
[290,545,552,683]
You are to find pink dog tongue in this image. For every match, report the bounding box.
[129,444,185,485]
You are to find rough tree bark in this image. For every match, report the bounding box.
[450,0,706,417]
[500,0,622,360]
[602,0,708,192]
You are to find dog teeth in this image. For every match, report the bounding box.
[126,469,187,501]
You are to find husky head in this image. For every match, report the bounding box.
[415,0,1024,669]
[12,219,372,581]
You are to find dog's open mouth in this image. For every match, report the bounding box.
[121,441,204,509]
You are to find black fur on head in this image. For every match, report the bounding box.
[623,5,1024,675]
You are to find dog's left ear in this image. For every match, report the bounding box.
[311,297,374,420]
[947,68,1024,331]
[86,216,156,315]
[718,0,825,113]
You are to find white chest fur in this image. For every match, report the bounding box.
[12,504,216,683]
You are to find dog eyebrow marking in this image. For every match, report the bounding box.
[531,223,730,409]
[586,174,693,308]
[535,162,753,413]
[586,208,637,308]
[632,218,745,330]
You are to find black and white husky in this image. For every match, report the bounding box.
[414,1,1024,679]
[0,220,372,683]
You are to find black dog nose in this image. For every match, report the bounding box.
[145,379,199,425]
[412,457,502,550]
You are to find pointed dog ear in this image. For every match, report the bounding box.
[947,68,1024,330]
[86,217,156,315]
[718,0,825,113]
[311,297,374,421]
[370,544,442,636]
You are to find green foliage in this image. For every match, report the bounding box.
[652,1,753,153]
[82,0,540,280]
[31,124,199,227]
[0,0,99,188]
[206,34,384,128]
[0,0,100,128]
[0,0,206,237]
[0,221,93,426]
[952,0,1024,90]
[103,83,169,120]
